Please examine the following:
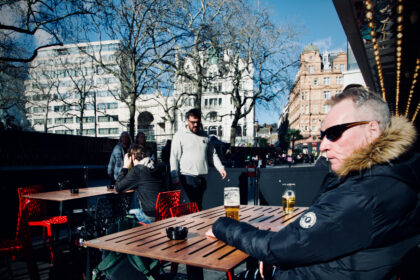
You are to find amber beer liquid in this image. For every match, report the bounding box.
[282,190,295,214]
[224,187,240,221]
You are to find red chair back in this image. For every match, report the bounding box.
[170,202,199,217]
[155,190,181,221]
[17,185,45,223]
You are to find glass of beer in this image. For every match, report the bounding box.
[224,187,240,221]
[282,183,296,214]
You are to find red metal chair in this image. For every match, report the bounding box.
[0,200,39,280]
[155,190,181,221]
[169,202,199,217]
[18,185,68,265]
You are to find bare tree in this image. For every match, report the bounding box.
[158,0,228,112]
[76,0,173,139]
[0,0,95,63]
[218,3,300,145]
[25,64,62,132]
[55,55,99,136]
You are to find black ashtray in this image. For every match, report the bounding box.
[107,185,115,190]
[69,188,79,194]
[166,226,188,240]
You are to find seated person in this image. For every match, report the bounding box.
[115,144,167,223]
[207,86,420,279]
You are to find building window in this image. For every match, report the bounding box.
[314,79,318,86]
[218,125,223,137]
[97,103,118,110]
[324,77,330,85]
[55,130,74,135]
[98,128,119,135]
[301,92,305,100]
[219,98,222,105]
[309,65,314,74]
[208,112,218,122]
[324,91,331,100]
[336,76,343,84]
[312,125,317,131]
[77,129,96,136]
[340,64,345,72]
[305,105,309,114]
[55,117,73,124]
[323,105,330,114]
[205,99,208,107]
[208,126,217,135]
[98,115,118,122]
[76,116,95,123]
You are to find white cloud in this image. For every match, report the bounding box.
[312,37,332,52]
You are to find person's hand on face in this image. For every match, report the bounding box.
[123,153,133,169]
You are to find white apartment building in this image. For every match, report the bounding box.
[25,40,127,137]
[171,48,255,145]
[25,41,255,146]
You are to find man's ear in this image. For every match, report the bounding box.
[367,121,381,143]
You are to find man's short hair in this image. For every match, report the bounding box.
[185,108,201,120]
[129,144,146,161]
[332,85,390,131]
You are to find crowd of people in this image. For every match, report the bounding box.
[106,85,420,279]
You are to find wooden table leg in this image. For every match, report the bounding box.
[186,265,203,280]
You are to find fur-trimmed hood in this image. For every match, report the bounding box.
[336,116,417,177]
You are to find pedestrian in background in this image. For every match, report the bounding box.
[170,108,227,210]
[107,131,131,184]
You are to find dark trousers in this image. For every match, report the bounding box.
[179,175,206,210]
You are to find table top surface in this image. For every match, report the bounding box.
[83,205,306,273]
[22,186,120,201]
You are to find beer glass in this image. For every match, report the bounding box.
[282,183,296,214]
[224,187,240,221]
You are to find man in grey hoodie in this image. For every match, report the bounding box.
[170,108,227,210]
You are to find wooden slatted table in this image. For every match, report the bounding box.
[22,186,127,202]
[83,205,307,279]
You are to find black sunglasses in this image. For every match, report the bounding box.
[320,121,371,142]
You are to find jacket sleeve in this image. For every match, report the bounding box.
[115,168,137,193]
[170,132,181,182]
[213,186,374,268]
[107,146,117,175]
[207,141,225,172]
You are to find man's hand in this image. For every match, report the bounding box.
[205,229,216,239]
[219,169,227,179]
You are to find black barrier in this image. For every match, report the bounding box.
[259,166,329,207]
[202,166,330,210]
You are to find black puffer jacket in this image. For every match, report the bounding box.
[213,117,420,279]
[115,164,167,217]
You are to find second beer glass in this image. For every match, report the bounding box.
[224,187,240,221]
[282,183,296,214]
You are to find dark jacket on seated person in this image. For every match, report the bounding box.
[115,163,167,217]
[213,116,420,280]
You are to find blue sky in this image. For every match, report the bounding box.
[255,0,347,124]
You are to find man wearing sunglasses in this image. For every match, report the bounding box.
[207,86,420,279]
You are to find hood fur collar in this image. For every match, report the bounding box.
[336,116,417,177]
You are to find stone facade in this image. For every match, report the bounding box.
[287,45,347,153]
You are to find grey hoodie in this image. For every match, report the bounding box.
[170,126,225,182]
